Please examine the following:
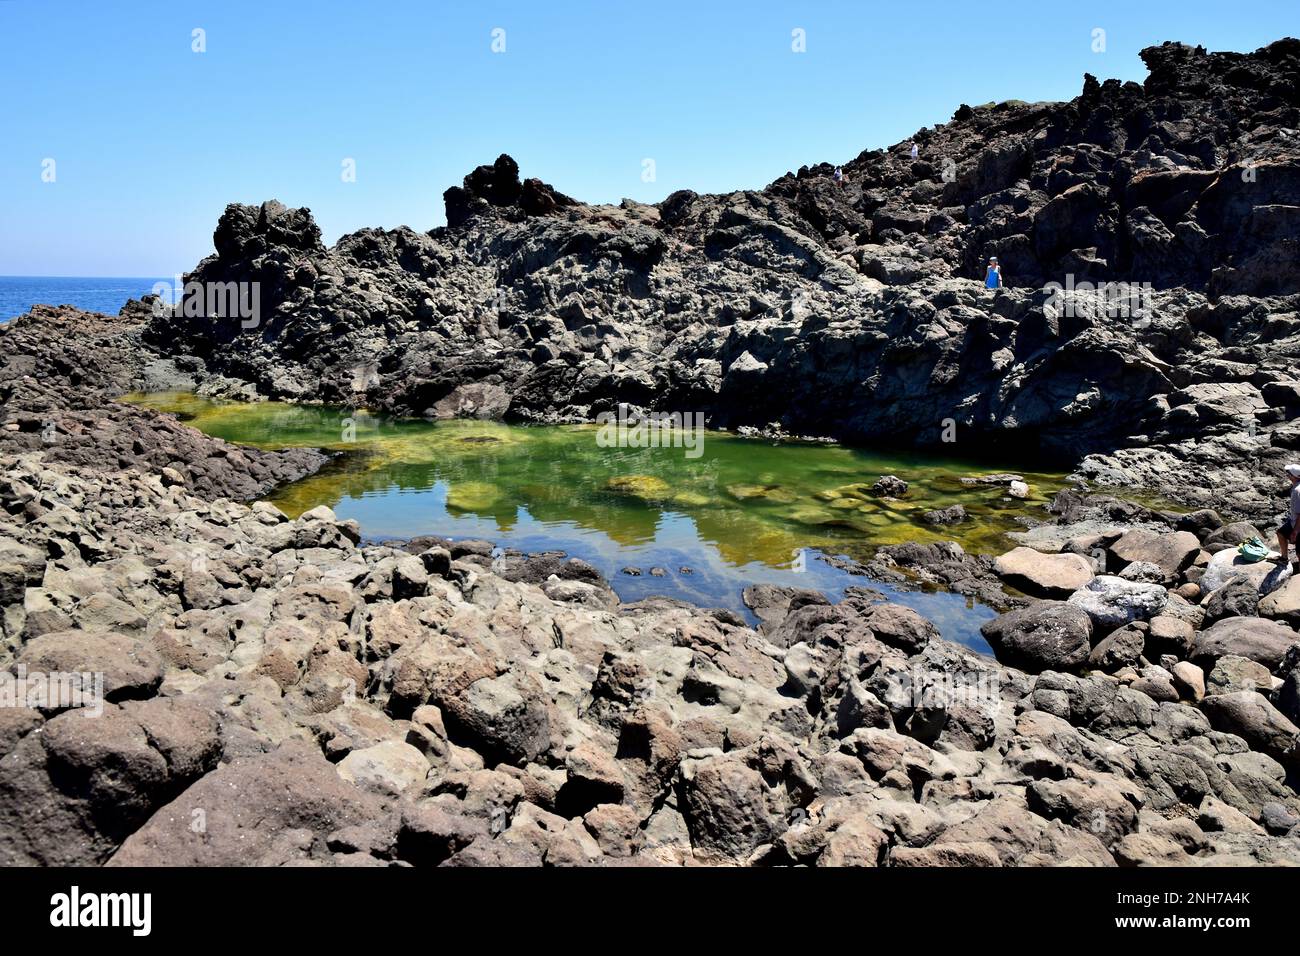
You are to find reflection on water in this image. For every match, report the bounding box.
[123,392,1070,652]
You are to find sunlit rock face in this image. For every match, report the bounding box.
[140,39,1300,518]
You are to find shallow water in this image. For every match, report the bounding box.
[124,392,1072,651]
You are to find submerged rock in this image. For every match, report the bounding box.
[604,475,671,501]
[921,504,967,526]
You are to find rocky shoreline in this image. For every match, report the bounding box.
[3,446,1300,867]
[3,37,1300,867]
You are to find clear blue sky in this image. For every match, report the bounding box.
[1,0,1294,276]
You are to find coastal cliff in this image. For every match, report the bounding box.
[2,39,1300,867]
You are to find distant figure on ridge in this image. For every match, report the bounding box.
[833,166,844,187]
[1276,464,1300,567]
[910,141,919,161]
[984,256,1002,290]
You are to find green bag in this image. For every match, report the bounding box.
[1238,536,1270,563]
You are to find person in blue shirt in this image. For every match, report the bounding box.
[984,257,1002,290]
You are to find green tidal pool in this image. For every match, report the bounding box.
[123,392,1073,651]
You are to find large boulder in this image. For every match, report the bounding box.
[1206,655,1273,696]
[0,699,221,865]
[1201,549,1291,594]
[439,674,553,765]
[1259,576,1300,626]
[677,751,789,860]
[109,741,384,866]
[1199,691,1300,767]
[1086,625,1145,672]
[1146,615,1194,658]
[856,602,938,653]
[980,601,1093,673]
[1067,576,1167,630]
[1108,529,1200,582]
[1191,617,1299,671]
[993,547,1095,598]
[15,630,164,702]
[1202,521,1264,553]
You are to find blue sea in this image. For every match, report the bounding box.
[0,276,176,323]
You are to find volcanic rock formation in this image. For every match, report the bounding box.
[2,38,1300,868]
[138,39,1300,519]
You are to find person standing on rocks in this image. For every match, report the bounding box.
[1275,463,1300,566]
[910,140,919,161]
[984,256,1002,290]
[833,166,845,187]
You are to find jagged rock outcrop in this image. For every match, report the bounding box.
[2,37,1300,869]
[0,306,327,500]
[130,39,1300,519]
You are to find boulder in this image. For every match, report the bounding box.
[395,802,487,866]
[109,741,384,866]
[1170,661,1205,701]
[1197,796,1266,835]
[993,547,1095,598]
[921,504,967,525]
[1206,655,1274,696]
[980,601,1093,673]
[1108,529,1200,581]
[1130,666,1179,704]
[870,476,908,498]
[15,630,163,702]
[336,740,430,795]
[1025,771,1142,846]
[440,674,553,765]
[1118,561,1167,584]
[392,556,430,600]
[1202,521,1264,553]
[1114,833,1189,866]
[1259,576,1300,626]
[1068,576,1167,630]
[1146,615,1194,657]
[1086,625,1145,672]
[677,752,787,860]
[857,602,938,653]
[1199,692,1300,766]
[1200,549,1290,594]
[890,842,1003,867]
[1191,617,1299,671]
[1201,577,1261,623]
[1260,802,1300,836]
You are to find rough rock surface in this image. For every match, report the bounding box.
[0,454,1296,867]
[129,39,1300,523]
[0,306,327,500]
[3,36,1300,869]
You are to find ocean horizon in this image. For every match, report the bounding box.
[0,275,176,323]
